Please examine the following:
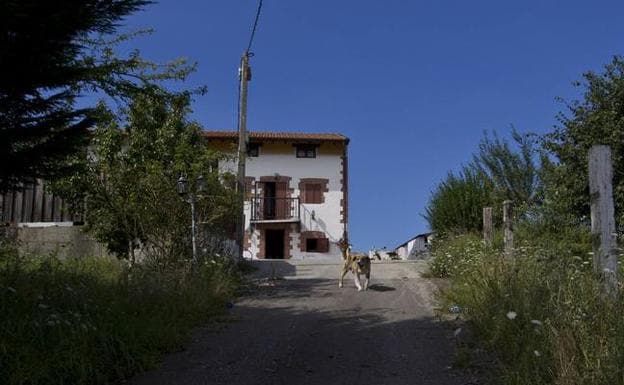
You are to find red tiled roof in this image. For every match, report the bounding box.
[203,130,349,143]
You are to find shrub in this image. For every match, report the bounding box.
[0,250,241,385]
[433,231,624,385]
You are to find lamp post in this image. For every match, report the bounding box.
[177,175,207,266]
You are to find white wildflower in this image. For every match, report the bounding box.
[530,320,543,326]
[506,311,517,320]
[534,350,541,357]
[6,286,16,293]
[454,328,462,337]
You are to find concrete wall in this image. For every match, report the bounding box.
[16,224,111,258]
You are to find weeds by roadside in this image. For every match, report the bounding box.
[0,246,242,385]
[430,229,624,385]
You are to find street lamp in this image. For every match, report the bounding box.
[177,174,207,266]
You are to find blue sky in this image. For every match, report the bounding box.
[111,0,624,251]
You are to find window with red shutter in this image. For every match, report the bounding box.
[303,183,322,204]
[317,238,329,253]
[305,237,329,253]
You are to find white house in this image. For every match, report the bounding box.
[205,131,349,260]
[394,232,433,260]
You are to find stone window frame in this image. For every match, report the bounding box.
[299,231,330,253]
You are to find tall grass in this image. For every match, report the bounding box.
[0,246,241,385]
[430,230,624,385]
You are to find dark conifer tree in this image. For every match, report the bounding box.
[0,0,150,191]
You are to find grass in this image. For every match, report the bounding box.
[0,246,242,385]
[430,228,624,385]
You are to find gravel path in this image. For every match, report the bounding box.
[130,260,480,385]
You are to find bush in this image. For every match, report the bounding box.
[0,249,241,385]
[432,231,624,385]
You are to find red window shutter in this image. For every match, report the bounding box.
[317,238,329,253]
[305,184,321,204]
[314,185,322,203]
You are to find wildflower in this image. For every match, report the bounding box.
[6,286,16,293]
[454,328,462,337]
[449,305,462,314]
[506,311,517,320]
[534,350,541,357]
[530,320,543,326]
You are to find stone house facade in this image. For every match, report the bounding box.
[205,131,349,260]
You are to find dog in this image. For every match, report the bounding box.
[337,239,380,291]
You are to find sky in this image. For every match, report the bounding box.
[110,0,624,251]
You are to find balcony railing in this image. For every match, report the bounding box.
[250,197,300,222]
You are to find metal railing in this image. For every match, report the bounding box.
[250,197,300,221]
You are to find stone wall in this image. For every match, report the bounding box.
[16,225,111,258]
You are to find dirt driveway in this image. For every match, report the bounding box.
[130,260,480,385]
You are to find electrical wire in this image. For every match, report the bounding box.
[237,0,263,132]
[246,0,263,54]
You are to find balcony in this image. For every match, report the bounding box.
[250,197,300,223]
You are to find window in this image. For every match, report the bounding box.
[296,144,316,158]
[247,143,260,157]
[299,178,328,204]
[303,183,322,204]
[305,237,329,252]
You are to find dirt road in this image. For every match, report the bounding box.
[130,260,480,385]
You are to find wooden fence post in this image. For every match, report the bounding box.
[503,200,514,257]
[588,145,619,296]
[483,207,493,245]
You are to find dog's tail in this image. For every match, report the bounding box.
[341,245,352,260]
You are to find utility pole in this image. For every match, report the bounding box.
[236,52,252,261]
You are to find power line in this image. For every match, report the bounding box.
[246,0,263,53]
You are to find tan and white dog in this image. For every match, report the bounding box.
[337,239,380,291]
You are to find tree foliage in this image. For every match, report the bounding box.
[55,90,237,263]
[425,130,540,234]
[0,0,194,191]
[544,56,624,230]
[424,165,495,234]
[473,129,540,206]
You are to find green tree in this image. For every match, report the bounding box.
[544,56,624,230]
[0,0,192,191]
[472,129,540,207]
[57,90,237,263]
[424,165,496,234]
